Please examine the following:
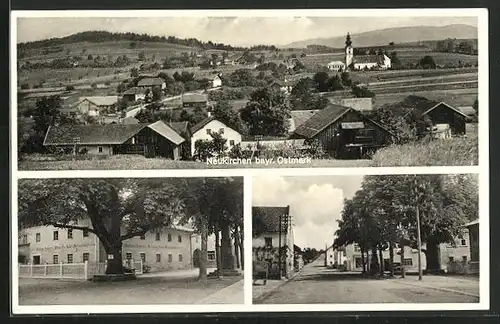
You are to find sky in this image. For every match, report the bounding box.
[252,175,364,250]
[16,16,478,46]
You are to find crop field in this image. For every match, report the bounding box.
[372,88,478,107]
[397,51,478,66]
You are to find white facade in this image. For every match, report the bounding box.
[327,61,346,72]
[191,119,242,157]
[354,62,380,70]
[212,76,222,88]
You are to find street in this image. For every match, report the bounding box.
[254,255,479,304]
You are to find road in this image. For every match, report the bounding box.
[255,256,479,304]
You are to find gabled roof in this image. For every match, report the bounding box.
[190,116,216,134]
[327,60,345,66]
[148,121,185,145]
[137,78,165,87]
[458,106,477,116]
[413,100,469,118]
[253,206,290,234]
[43,124,147,145]
[121,116,140,124]
[167,121,190,136]
[292,104,352,138]
[290,110,320,131]
[182,93,208,104]
[78,96,118,107]
[123,87,148,95]
[354,55,384,64]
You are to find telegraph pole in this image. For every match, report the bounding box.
[414,176,423,281]
[278,212,282,279]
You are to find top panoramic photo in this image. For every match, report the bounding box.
[14,12,484,170]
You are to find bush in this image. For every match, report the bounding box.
[20,83,30,90]
[65,85,75,91]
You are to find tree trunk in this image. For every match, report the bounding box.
[238,226,244,270]
[379,246,384,276]
[234,227,240,269]
[400,241,406,278]
[220,223,235,271]
[215,230,221,274]
[360,247,366,273]
[389,241,395,277]
[105,242,124,274]
[198,221,208,282]
[370,247,379,276]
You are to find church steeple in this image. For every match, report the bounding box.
[345,32,353,69]
[345,32,352,48]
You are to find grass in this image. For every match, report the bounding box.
[371,124,478,167]
[372,88,478,107]
[18,155,372,170]
[19,276,240,305]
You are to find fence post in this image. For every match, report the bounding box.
[84,261,88,280]
[60,262,63,278]
[44,264,47,277]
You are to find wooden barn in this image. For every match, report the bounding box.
[405,100,469,138]
[43,121,185,159]
[290,104,397,159]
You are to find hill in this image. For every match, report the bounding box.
[285,24,478,48]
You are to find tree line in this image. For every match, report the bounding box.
[334,174,478,277]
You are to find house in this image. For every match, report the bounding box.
[404,99,469,138]
[43,121,185,159]
[288,110,320,133]
[290,103,397,159]
[458,106,478,122]
[327,60,346,72]
[18,220,202,273]
[331,97,373,112]
[466,219,479,262]
[74,96,119,116]
[252,205,295,279]
[270,79,293,94]
[182,93,208,108]
[212,74,223,88]
[137,77,166,90]
[325,244,346,269]
[293,245,304,272]
[122,87,148,102]
[190,116,242,157]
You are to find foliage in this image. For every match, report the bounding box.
[239,87,291,136]
[208,88,245,101]
[351,84,375,98]
[419,55,437,69]
[193,131,228,161]
[212,100,246,134]
[290,77,329,111]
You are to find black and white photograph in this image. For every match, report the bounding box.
[252,174,480,304]
[14,12,483,170]
[15,177,244,306]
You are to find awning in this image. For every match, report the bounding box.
[341,122,365,129]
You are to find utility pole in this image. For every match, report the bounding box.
[414,176,423,281]
[278,212,282,279]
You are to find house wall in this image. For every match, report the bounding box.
[381,246,427,273]
[424,104,467,135]
[354,62,379,70]
[76,100,100,116]
[190,234,217,268]
[253,228,294,278]
[78,145,113,156]
[468,223,479,262]
[438,228,471,272]
[191,120,242,157]
[213,78,222,87]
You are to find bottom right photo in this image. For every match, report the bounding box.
[252,173,480,304]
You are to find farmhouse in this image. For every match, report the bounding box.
[190,116,242,157]
[327,60,346,72]
[43,121,185,159]
[182,93,208,108]
[270,79,294,94]
[252,205,295,279]
[74,96,119,116]
[18,221,217,273]
[404,99,469,138]
[137,77,166,90]
[122,87,148,102]
[212,74,223,88]
[290,104,397,159]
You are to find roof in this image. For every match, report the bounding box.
[458,106,477,116]
[327,61,345,66]
[464,219,479,227]
[78,96,119,107]
[253,206,290,234]
[412,100,469,118]
[123,87,148,95]
[290,110,319,131]
[121,116,140,124]
[182,93,208,104]
[167,121,190,136]
[241,139,306,150]
[44,124,147,145]
[190,116,216,134]
[292,104,352,138]
[354,55,384,64]
[147,121,185,145]
[137,78,165,87]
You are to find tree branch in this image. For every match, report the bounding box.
[47,222,97,234]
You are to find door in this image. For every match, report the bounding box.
[193,249,201,268]
[33,255,41,265]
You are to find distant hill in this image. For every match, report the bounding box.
[285,24,478,48]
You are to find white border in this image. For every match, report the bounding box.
[10,8,489,314]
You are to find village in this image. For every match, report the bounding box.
[252,174,480,304]
[17,29,479,170]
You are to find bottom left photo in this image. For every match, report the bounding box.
[15,177,244,306]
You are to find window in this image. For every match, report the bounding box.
[461,239,467,246]
[67,229,73,239]
[219,128,224,134]
[21,234,28,244]
[354,244,361,252]
[449,256,454,262]
[402,258,413,266]
[264,237,272,247]
[168,253,173,262]
[155,232,161,241]
[140,233,145,240]
[178,254,183,262]
[36,233,40,242]
[195,237,199,243]
[330,255,333,259]
[98,146,103,153]
[53,231,59,241]
[67,254,73,264]
[178,235,182,243]
[229,140,235,146]
[156,253,161,263]
[206,129,211,135]
[140,253,146,263]
[168,233,172,242]
[207,251,216,261]
[83,229,89,237]
[83,253,89,262]
[126,253,132,260]
[53,255,59,264]
[342,251,346,257]
[462,256,468,263]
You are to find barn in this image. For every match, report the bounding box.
[290,104,397,159]
[43,121,185,159]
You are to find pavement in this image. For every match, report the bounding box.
[141,267,217,279]
[254,257,480,304]
[197,278,244,304]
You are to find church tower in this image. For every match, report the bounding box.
[345,32,354,69]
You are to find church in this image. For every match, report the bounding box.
[327,33,391,72]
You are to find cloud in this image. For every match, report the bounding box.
[252,175,363,250]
